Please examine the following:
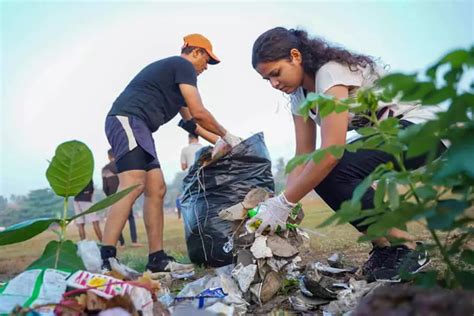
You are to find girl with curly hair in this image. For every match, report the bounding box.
[249,27,443,282]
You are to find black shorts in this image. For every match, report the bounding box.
[105,115,160,173]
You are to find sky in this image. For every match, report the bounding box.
[1,0,473,197]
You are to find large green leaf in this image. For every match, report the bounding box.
[434,132,474,180]
[27,240,85,272]
[460,249,474,265]
[46,140,94,197]
[0,218,61,246]
[68,185,139,222]
[426,199,468,230]
[457,270,474,290]
[285,153,311,174]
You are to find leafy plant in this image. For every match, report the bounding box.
[287,47,474,289]
[0,141,136,272]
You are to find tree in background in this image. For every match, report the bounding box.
[0,196,7,211]
[164,171,187,209]
[0,189,70,227]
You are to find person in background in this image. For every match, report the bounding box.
[175,132,204,219]
[73,180,102,241]
[180,133,204,172]
[102,149,142,248]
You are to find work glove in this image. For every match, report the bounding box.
[222,132,242,148]
[211,137,231,159]
[211,132,242,159]
[246,193,297,235]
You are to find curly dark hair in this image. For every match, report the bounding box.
[252,27,375,75]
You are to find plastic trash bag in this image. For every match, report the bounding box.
[181,133,274,267]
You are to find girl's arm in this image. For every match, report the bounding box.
[284,85,350,203]
[286,114,316,189]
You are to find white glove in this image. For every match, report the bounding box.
[222,132,242,148]
[211,137,231,159]
[247,193,297,235]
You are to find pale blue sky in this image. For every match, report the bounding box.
[1,0,473,197]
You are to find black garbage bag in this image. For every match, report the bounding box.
[181,133,274,267]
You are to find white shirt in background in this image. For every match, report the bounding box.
[180,143,204,171]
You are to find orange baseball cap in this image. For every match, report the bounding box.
[182,33,220,65]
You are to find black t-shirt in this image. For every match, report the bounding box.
[108,56,197,132]
[74,180,94,202]
[102,161,119,196]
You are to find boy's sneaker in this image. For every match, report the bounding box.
[100,245,117,274]
[146,252,194,279]
[372,243,431,282]
[362,246,396,280]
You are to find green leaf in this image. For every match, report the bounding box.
[346,141,364,153]
[443,68,462,86]
[334,104,349,113]
[0,218,61,246]
[377,73,417,93]
[351,176,373,206]
[460,249,474,265]
[422,86,457,105]
[414,185,438,200]
[46,141,94,197]
[387,180,400,210]
[366,204,423,236]
[426,199,468,230]
[357,127,378,137]
[27,240,85,272]
[439,49,470,68]
[319,100,336,118]
[374,179,387,208]
[285,153,311,174]
[434,131,474,180]
[457,270,474,290]
[327,146,345,159]
[311,149,329,164]
[362,134,384,149]
[68,185,139,222]
[378,117,400,135]
[414,270,438,288]
[400,82,436,102]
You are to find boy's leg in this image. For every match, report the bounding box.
[128,211,140,245]
[118,233,125,246]
[143,167,194,274]
[92,221,103,242]
[142,168,166,253]
[102,170,146,247]
[77,223,86,240]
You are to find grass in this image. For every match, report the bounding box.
[0,194,439,283]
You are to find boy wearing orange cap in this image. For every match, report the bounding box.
[102,33,240,275]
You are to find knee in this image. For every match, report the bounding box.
[145,183,166,200]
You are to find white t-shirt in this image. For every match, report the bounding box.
[290,61,441,143]
[180,143,204,170]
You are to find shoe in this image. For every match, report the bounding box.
[146,252,194,279]
[100,245,117,274]
[362,246,396,280]
[372,243,431,282]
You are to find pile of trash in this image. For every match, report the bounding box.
[0,188,383,315]
[167,187,384,315]
[0,240,171,316]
